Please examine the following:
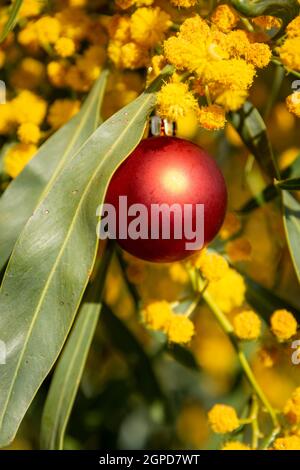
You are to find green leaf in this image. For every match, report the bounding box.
[0,71,168,447]
[276,177,300,190]
[0,0,23,42]
[244,273,300,322]
[230,0,299,32]
[0,72,108,271]
[282,190,300,284]
[229,101,279,179]
[40,243,113,450]
[101,304,164,403]
[239,154,300,213]
[166,344,199,371]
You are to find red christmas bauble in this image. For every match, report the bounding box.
[105,136,227,262]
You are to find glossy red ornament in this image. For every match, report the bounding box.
[105,136,227,262]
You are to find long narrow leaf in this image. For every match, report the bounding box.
[0,70,170,447]
[229,101,279,179]
[244,273,300,322]
[0,72,108,271]
[101,304,164,403]
[40,243,113,450]
[276,177,300,190]
[239,154,300,214]
[282,191,300,284]
[0,0,23,42]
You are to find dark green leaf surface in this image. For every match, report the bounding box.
[229,102,279,179]
[102,304,164,403]
[0,72,108,271]
[0,73,165,446]
[239,154,300,213]
[282,191,300,284]
[40,244,113,450]
[276,177,300,190]
[245,273,300,322]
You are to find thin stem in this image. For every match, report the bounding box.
[202,288,280,431]
[205,85,212,106]
[260,426,281,450]
[249,395,261,449]
[241,17,254,32]
[271,59,300,78]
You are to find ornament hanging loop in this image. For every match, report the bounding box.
[149,116,176,137]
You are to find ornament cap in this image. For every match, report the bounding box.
[150,116,176,137]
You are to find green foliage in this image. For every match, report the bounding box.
[0,70,170,447]
[0,0,23,43]
[40,244,113,450]
[229,102,279,180]
[282,191,300,284]
[230,0,299,33]
[0,72,108,271]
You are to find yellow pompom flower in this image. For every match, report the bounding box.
[170,0,197,7]
[205,59,255,91]
[211,4,240,33]
[198,104,226,130]
[12,91,47,126]
[35,16,61,44]
[157,82,198,121]
[273,436,300,450]
[279,37,300,71]
[222,441,251,450]
[193,250,229,282]
[19,0,43,18]
[0,104,14,135]
[208,404,239,434]
[18,21,39,50]
[130,7,171,47]
[245,43,271,68]
[10,57,45,90]
[108,40,149,69]
[47,99,80,129]
[284,387,300,424]
[287,16,300,38]
[107,15,131,42]
[142,300,173,331]
[215,89,248,112]
[54,37,75,58]
[166,314,195,344]
[17,122,41,144]
[76,45,106,81]
[270,309,297,341]
[65,66,91,92]
[286,92,300,118]
[4,143,37,178]
[233,310,261,340]
[207,268,246,313]
[47,61,67,88]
